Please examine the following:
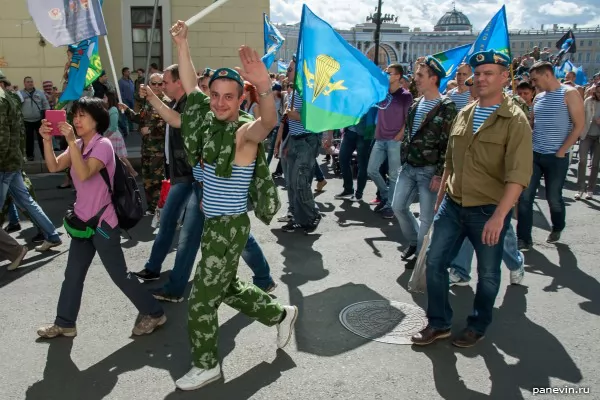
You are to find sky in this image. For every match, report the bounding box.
[270,0,600,31]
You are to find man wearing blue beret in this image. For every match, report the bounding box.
[412,49,533,348]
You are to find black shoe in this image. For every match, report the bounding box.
[31,232,45,243]
[334,190,353,200]
[150,288,183,303]
[282,222,302,233]
[517,239,532,251]
[401,245,417,260]
[304,215,322,234]
[546,230,561,244]
[374,202,386,213]
[4,223,21,233]
[134,269,160,281]
[452,328,485,348]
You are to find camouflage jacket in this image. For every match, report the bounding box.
[510,94,530,115]
[6,91,25,153]
[0,88,24,171]
[402,96,458,176]
[125,98,167,155]
[182,91,281,225]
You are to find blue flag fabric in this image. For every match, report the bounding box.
[59,36,103,103]
[262,13,285,69]
[466,5,511,60]
[28,0,107,47]
[294,5,389,132]
[277,61,289,73]
[433,44,472,92]
[555,61,588,85]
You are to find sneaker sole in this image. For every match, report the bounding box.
[135,275,161,282]
[152,294,184,303]
[132,314,167,336]
[37,330,77,339]
[450,281,470,287]
[411,330,451,346]
[176,372,222,391]
[278,306,298,349]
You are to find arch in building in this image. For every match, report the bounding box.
[365,43,398,68]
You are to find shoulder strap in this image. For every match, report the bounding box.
[99,152,117,195]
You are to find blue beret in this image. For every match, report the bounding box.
[469,50,510,69]
[424,56,446,79]
[209,68,244,88]
[272,83,282,91]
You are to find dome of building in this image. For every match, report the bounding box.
[434,8,472,32]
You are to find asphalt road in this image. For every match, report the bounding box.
[1,158,598,399]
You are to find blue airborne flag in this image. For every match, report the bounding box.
[28,0,107,47]
[466,5,511,60]
[58,36,103,104]
[262,13,285,69]
[294,5,388,132]
[433,43,472,92]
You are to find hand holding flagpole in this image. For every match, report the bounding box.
[170,0,233,36]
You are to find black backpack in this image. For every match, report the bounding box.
[100,154,144,230]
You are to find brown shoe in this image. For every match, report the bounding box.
[132,314,167,336]
[411,326,451,346]
[452,328,484,348]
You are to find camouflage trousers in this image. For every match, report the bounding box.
[188,213,284,369]
[0,171,37,226]
[141,153,165,211]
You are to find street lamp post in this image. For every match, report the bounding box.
[367,0,397,67]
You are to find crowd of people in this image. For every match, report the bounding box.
[1,16,599,392]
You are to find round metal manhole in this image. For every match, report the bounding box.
[339,300,428,345]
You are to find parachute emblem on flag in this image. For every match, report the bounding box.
[303,55,348,102]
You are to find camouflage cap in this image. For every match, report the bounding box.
[469,49,510,69]
[424,56,446,79]
[0,70,8,83]
[209,68,244,88]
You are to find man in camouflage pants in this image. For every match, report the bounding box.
[121,72,167,213]
[391,56,457,261]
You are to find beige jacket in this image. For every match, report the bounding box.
[583,96,598,140]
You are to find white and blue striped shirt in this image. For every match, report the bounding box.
[533,85,572,154]
[202,161,255,218]
[448,88,471,111]
[473,104,501,134]
[287,91,306,136]
[192,162,203,182]
[411,97,441,137]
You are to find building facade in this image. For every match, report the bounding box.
[275,9,600,77]
[0,0,267,89]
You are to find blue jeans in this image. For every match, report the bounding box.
[284,135,320,225]
[391,164,437,255]
[241,233,275,290]
[8,203,20,225]
[0,171,60,243]
[425,195,511,334]
[367,139,401,208]
[145,181,195,274]
[340,130,372,198]
[450,224,523,281]
[517,152,569,243]
[314,161,324,182]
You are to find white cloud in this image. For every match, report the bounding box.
[270,0,599,31]
[539,1,587,17]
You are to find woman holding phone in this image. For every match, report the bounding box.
[37,97,166,339]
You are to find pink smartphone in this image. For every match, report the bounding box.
[45,110,67,136]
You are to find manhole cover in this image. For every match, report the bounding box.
[339,300,428,345]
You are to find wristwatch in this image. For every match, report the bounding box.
[258,88,273,98]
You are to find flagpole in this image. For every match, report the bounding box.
[510,64,516,93]
[171,0,233,36]
[103,35,123,104]
[144,0,160,85]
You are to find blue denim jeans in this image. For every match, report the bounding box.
[314,161,324,182]
[284,135,320,225]
[340,130,372,198]
[449,224,523,281]
[517,152,569,243]
[241,233,275,290]
[367,139,401,208]
[0,171,60,243]
[391,164,437,255]
[425,195,511,334]
[8,202,20,225]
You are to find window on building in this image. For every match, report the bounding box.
[589,40,593,47]
[548,41,552,48]
[597,53,600,63]
[580,40,584,47]
[586,52,591,62]
[521,42,524,48]
[131,7,163,71]
[577,52,582,62]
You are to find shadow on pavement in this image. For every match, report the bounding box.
[411,286,583,399]
[26,301,295,400]
[525,243,600,316]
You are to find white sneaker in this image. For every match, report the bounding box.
[276,305,298,349]
[510,251,525,285]
[175,365,221,391]
[35,240,62,252]
[8,246,27,271]
[449,269,470,286]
